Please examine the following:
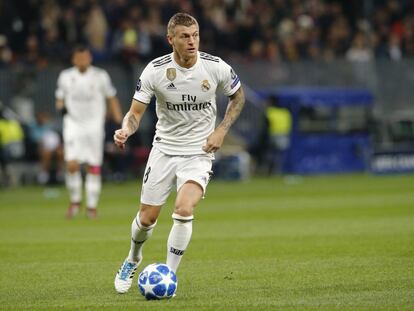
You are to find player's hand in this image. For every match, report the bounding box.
[114,129,129,149]
[202,128,226,153]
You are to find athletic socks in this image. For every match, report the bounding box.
[85,173,101,209]
[65,171,82,204]
[166,213,193,272]
[127,214,156,262]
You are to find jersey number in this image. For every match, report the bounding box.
[143,166,151,183]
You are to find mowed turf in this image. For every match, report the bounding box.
[0,174,413,310]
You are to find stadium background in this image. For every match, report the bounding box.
[0,1,413,310]
[1,0,414,183]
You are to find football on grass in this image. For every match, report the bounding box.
[138,263,177,300]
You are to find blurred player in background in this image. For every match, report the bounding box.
[113,13,245,294]
[56,46,122,219]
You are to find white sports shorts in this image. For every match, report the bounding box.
[140,147,213,206]
[63,127,104,166]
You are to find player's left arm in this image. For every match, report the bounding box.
[107,96,123,124]
[203,86,245,153]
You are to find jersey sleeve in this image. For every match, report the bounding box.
[55,72,65,99]
[133,63,154,104]
[217,59,241,97]
[102,71,117,98]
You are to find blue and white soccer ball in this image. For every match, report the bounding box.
[138,263,177,300]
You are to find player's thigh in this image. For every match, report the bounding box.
[175,181,204,216]
[85,131,104,166]
[63,128,83,162]
[176,155,213,198]
[140,148,176,206]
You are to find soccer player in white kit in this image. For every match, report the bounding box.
[56,46,122,219]
[113,13,245,294]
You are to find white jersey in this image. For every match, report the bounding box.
[133,51,241,155]
[55,66,116,132]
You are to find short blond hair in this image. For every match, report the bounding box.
[167,13,198,35]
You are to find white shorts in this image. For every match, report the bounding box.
[41,130,61,151]
[140,147,213,206]
[63,127,104,166]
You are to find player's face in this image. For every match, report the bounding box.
[72,50,92,72]
[169,24,199,60]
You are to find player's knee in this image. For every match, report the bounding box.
[173,203,194,218]
[139,214,157,227]
[139,216,157,227]
[139,205,159,227]
[67,161,79,173]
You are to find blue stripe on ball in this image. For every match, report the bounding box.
[153,283,167,296]
[156,264,170,275]
[167,283,176,297]
[149,271,163,284]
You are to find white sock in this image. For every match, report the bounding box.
[166,213,193,273]
[65,171,82,203]
[85,173,101,209]
[127,213,156,262]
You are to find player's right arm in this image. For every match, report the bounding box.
[113,99,147,149]
[115,61,154,149]
[55,72,67,115]
[56,99,65,113]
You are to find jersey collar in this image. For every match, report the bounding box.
[171,52,199,72]
[75,66,92,75]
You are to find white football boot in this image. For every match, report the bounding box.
[114,258,142,293]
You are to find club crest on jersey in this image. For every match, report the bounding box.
[201,80,210,92]
[166,68,176,81]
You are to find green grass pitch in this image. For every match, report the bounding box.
[1,174,413,310]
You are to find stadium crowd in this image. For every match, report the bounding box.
[1,0,414,68]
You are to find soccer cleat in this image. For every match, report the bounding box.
[66,202,80,219]
[114,258,142,294]
[86,207,97,219]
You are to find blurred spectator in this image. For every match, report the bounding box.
[387,33,402,61]
[28,112,63,185]
[1,0,414,65]
[0,35,13,67]
[346,32,374,62]
[59,7,78,45]
[248,94,293,175]
[248,103,271,175]
[41,27,66,64]
[111,16,140,64]
[0,102,25,186]
[21,35,48,68]
[266,95,292,175]
[265,40,282,63]
[85,3,109,61]
[10,72,36,125]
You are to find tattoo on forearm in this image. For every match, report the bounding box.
[219,88,245,131]
[123,112,139,134]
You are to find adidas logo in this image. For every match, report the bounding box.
[167,83,176,90]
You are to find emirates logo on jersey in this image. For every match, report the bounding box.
[166,68,176,81]
[201,80,210,92]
